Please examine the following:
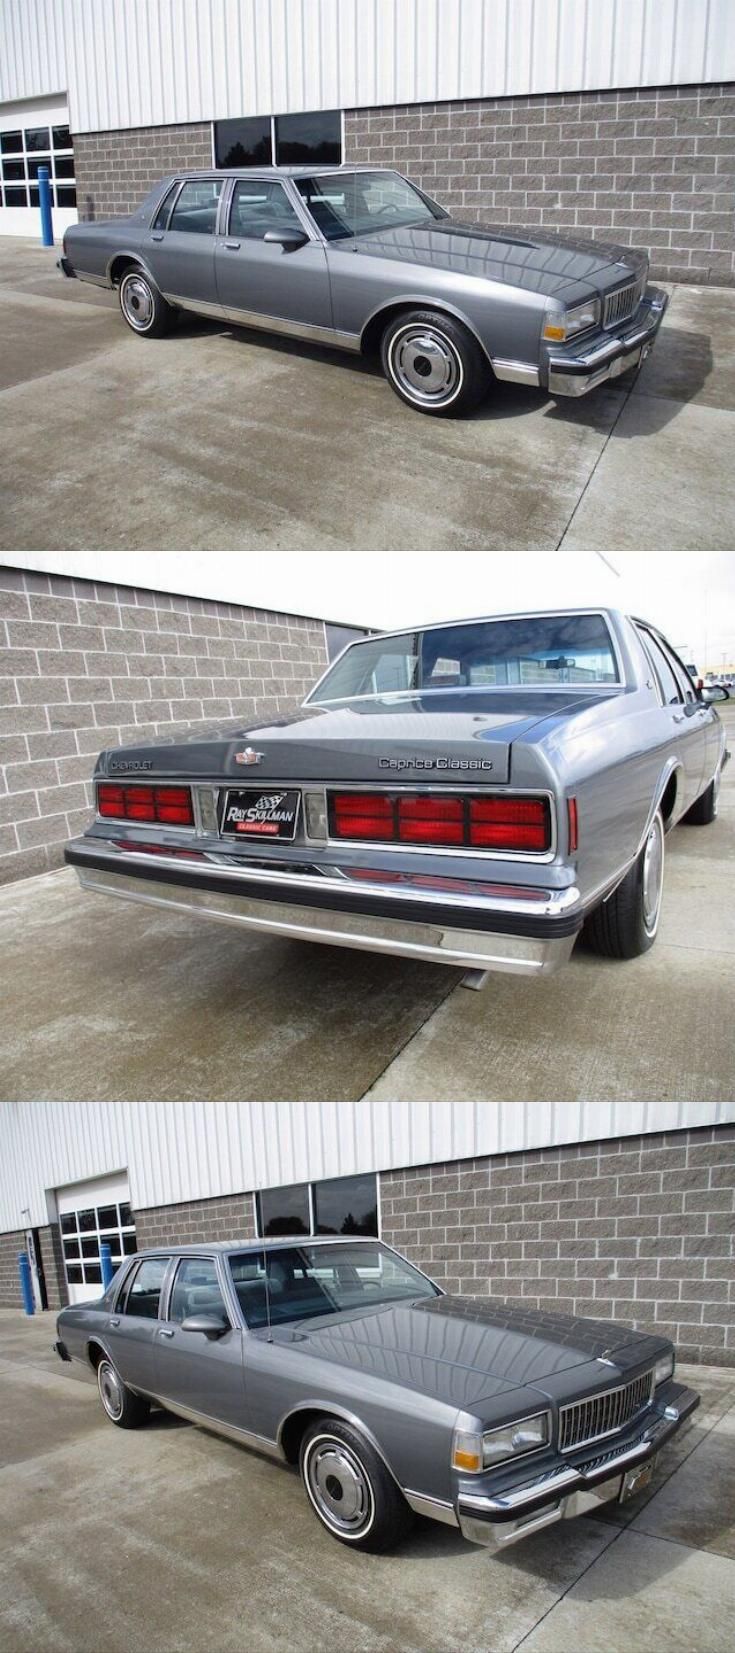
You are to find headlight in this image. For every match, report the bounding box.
[655,1351,675,1387]
[543,298,601,342]
[452,1411,550,1473]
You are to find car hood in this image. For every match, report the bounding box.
[268,1296,663,1413]
[98,691,611,787]
[348,218,649,298]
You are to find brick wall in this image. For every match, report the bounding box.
[37,1223,68,1312]
[380,1124,735,1367]
[0,1227,25,1307]
[346,81,735,287]
[0,565,328,886]
[73,122,212,221]
[134,1192,257,1250]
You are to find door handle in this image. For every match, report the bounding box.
[158,1328,175,1339]
[108,1317,120,1328]
[672,712,686,723]
[224,240,241,250]
[151,232,164,241]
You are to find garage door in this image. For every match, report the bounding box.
[57,1172,137,1304]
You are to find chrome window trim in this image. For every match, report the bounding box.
[558,1368,656,1454]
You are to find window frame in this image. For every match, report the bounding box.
[226,174,307,240]
[636,625,687,707]
[60,1198,137,1292]
[164,1253,230,1326]
[165,176,226,238]
[254,1171,380,1241]
[211,109,344,173]
[0,120,76,210]
[120,1254,171,1320]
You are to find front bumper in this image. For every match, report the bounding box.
[456,1381,699,1548]
[64,834,583,977]
[545,286,668,397]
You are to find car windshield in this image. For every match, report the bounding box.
[309,614,619,702]
[295,171,443,241]
[228,1241,439,1329]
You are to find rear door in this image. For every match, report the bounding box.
[144,178,225,307]
[152,1254,248,1429]
[214,177,332,331]
[636,626,708,809]
[107,1255,172,1392]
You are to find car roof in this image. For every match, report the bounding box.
[135,1236,382,1256]
[175,164,397,180]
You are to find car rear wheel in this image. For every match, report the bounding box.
[299,1418,413,1552]
[584,809,665,959]
[97,1356,150,1429]
[380,309,489,415]
[682,769,720,825]
[118,267,175,337]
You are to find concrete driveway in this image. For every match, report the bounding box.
[0,238,734,551]
[0,705,733,1105]
[1,1309,734,1653]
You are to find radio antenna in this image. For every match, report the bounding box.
[263,1244,273,1343]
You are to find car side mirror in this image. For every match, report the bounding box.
[701,685,729,702]
[180,1312,229,1338]
[263,227,309,251]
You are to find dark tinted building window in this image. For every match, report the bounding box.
[275,109,341,165]
[314,1174,378,1236]
[25,127,50,151]
[215,116,272,168]
[257,1182,310,1236]
[1,131,23,154]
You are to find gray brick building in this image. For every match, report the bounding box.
[0,564,329,886]
[1,1103,733,1366]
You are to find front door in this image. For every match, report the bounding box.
[214,178,332,332]
[144,178,224,308]
[107,1255,171,1393]
[152,1254,248,1430]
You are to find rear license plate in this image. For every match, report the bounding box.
[221,788,300,841]
[620,1457,655,1502]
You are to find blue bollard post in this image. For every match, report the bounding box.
[18,1253,35,1315]
[38,164,54,247]
[100,1243,113,1289]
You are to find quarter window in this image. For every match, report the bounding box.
[169,1257,227,1323]
[152,181,180,230]
[123,1257,168,1318]
[168,179,223,236]
[639,630,684,705]
[229,178,304,239]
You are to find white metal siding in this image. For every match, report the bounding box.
[1,0,733,135]
[1,1102,733,1230]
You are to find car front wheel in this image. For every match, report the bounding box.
[299,1418,413,1552]
[96,1355,150,1429]
[380,308,489,415]
[118,267,175,337]
[584,809,665,959]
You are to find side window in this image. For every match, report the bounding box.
[152,181,180,230]
[123,1257,168,1319]
[168,179,223,236]
[640,630,683,706]
[169,1257,228,1323]
[659,639,696,703]
[229,179,304,240]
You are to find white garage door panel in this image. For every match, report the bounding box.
[57,1170,136,1305]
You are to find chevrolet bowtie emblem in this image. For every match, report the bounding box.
[234,747,265,765]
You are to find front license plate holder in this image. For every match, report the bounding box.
[620,1456,655,1502]
[221,788,300,841]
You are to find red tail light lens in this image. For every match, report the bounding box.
[331,793,394,841]
[468,797,550,851]
[327,791,551,853]
[97,782,194,827]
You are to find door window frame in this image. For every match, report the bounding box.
[119,1254,173,1319]
[163,1254,230,1325]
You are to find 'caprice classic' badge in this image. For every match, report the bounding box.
[234,747,265,765]
[378,757,494,772]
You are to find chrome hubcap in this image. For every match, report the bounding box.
[642,813,664,933]
[121,274,154,330]
[390,326,461,404]
[98,1359,123,1420]
[306,1439,373,1535]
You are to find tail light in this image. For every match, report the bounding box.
[97,782,194,827]
[328,791,551,854]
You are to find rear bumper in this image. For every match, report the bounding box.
[64,834,583,976]
[57,256,76,279]
[53,1338,72,1362]
[545,287,668,397]
[456,1382,700,1549]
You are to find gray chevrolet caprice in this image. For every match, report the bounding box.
[54,1238,699,1553]
[59,165,669,415]
[63,609,728,987]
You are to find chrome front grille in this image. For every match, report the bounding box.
[559,1369,655,1452]
[603,273,646,329]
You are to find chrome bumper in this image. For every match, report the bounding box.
[64,835,582,977]
[546,287,668,397]
[456,1383,699,1549]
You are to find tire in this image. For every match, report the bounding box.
[380,308,489,416]
[584,809,665,960]
[682,770,720,826]
[118,266,175,337]
[97,1355,150,1429]
[299,1418,413,1552]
